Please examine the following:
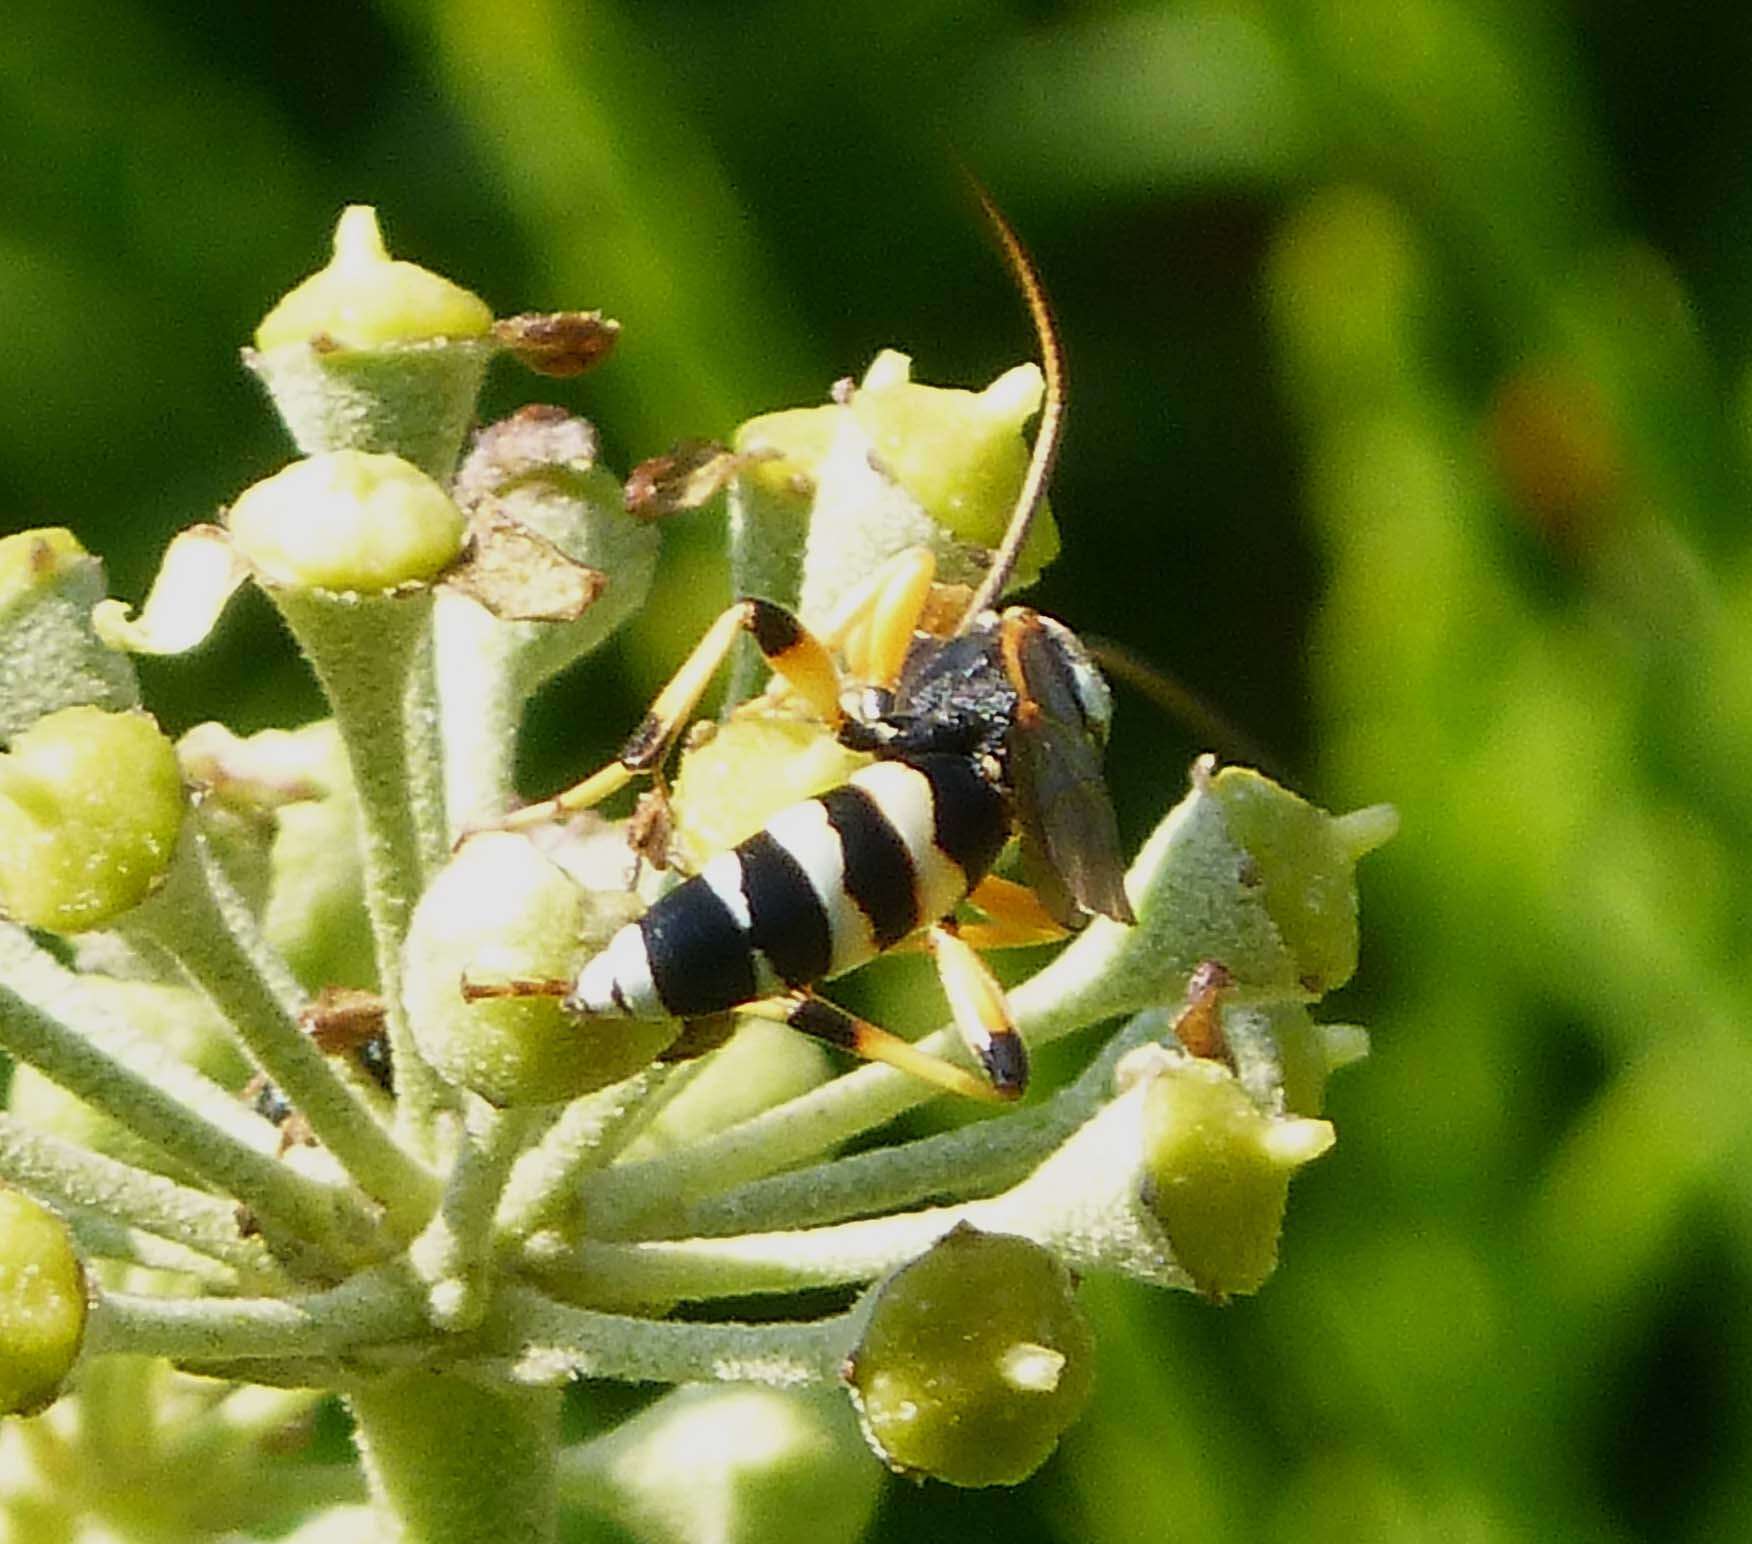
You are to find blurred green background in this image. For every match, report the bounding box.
[6,1,1751,1539]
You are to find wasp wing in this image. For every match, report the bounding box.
[1004,616,1136,925]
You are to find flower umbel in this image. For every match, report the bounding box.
[0,208,1391,1542]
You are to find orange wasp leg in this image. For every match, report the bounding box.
[496,597,846,832]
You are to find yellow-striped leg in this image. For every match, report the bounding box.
[745,990,1011,1103]
[496,597,845,832]
[924,922,1028,1097]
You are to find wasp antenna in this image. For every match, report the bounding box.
[957,178,1065,633]
[1084,635,1290,781]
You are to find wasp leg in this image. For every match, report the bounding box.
[743,990,1011,1103]
[955,875,1070,951]
[496,597,846,832]
[888,874,1068,954]
[836,547,938,691]
[924,923,1029,1098]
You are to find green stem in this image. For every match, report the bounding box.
[481,1285,850,1389]
[60,1210,245,1292]
[577,921,1137,1239]
[531,1077,1191,1304]
[403,629,453,869]
[408,1097,540,1330]
[271,586,454,1152]
[678,1006,1172,1237]
[0,922,281,1158]
[0,986,339,1271]
[84,1267,422,1363]
[0,1114,285,1282]
[127,824,437,1234]
[348,1370,561,1544]
[494,1063,690,1241]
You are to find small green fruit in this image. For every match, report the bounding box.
[227,450,465,594]
[0,706,184,932]
[255,205,492,351]
[1139,1055,1334,1298]
[845,1226,1094,1487]
[0,1187,86,1416]
[1210,767,1397,995]
[403,832,677,1106]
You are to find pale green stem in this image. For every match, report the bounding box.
[494,1062,693,1241]
[126,825,436,1232]
[403,629,453,870]
[408,1097,541,1331]
[0,987,339,1269]
[84,1267,423,1363]
[532,1078,1190,1304]
[0,1114,284,1281]
[0,922,279,1155]
[479,1285,850,1389]
[578,919,1138,1238]
[61,1210,244,1292]
[348,1371,561,1544]
[271,587,454,1151]
[431,592,521,836]
[679,1006,1172,1237]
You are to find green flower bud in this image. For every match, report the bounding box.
[1136,1053,1334,1299]
[845,1225,1094,1487]
[247,208,497,481]
[403,832,677,1106]
[0,526,84,608]
[0,1186,86,1416]
[227,451,465,594]
[180,719,374,989]
[255,205,492,352]
[576,1385,881,1544]
[1208,766,1398,995]
[0,706,184,932]
[669,716,868,865]
[738,352,1061,628]
[850,351,1059,570]
[0,528,137,737]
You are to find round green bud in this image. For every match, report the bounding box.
[845,1225,1094,1487]
[255,205,492,352]
[1209,767,1398,995]
[579,1385,881,1544]
[227,451,465,594]
[1138,1055,1334,1299]
[670,715,868,865]
[0,1187,86,1416]
[403,832,677,1106]
[0,706,184,932]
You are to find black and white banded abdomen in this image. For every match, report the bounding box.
[567,752,1010,1020]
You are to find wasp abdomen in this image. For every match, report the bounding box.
[567,752,1009,1021]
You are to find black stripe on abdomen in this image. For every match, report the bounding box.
[820,783,920,949]
[640,878,759,1017]
[738,829,834,986]
[910,753,1011,887]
